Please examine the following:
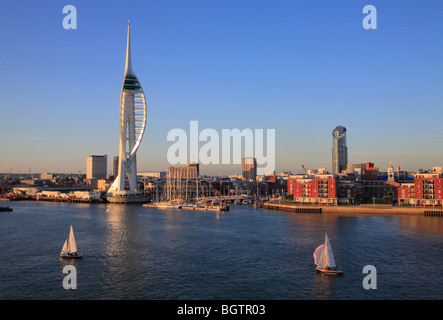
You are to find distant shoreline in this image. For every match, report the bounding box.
[263,202,443,216]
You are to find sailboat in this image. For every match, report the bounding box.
[60,225,82,259]
[313,233,342,275]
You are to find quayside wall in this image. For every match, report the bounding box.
[263,203,443,216]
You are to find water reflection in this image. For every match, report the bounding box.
[396,215,443,237]
[100,204,147,298]
[312,272,335,299]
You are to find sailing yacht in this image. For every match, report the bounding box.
[313,233,342,275]
[60,225,82,259]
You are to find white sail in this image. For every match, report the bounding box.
[67,225,77,254]
[314,233,337,269]
[313,244,325,267]
[324,233,336,268]
[60,239,68,255]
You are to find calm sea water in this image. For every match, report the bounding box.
[0,201,442,300]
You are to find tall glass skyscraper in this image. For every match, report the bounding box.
[332,126,347,174]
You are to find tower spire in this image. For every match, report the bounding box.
[125,20,134,76]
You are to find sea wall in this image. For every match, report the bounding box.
[263,203,443,216]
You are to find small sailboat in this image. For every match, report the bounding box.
[313,233,342,275]
[60,225,82,259]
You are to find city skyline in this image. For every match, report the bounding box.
[1,1,442,175]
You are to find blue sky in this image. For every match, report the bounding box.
[0,0,442,175]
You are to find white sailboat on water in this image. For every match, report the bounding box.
[60,225,82,259]
[313,233,342,275]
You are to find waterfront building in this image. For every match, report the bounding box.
[97,178,114,192]
[138,172,167,179]
[396,165,409,182]
[242,157,257,181]
[337,181,356,204]
[40,173,55,180]
[398,172,443,207]
[332,126,348,174]
[287,163,402,205]
[20,179,51,186]
[86,155,107,179]
[107,21,148,203]
[432,166,442,173]
[168,163,199,180]
[398,183,415,206]
[363,162,379,180]
[355,180,399,204]
[287,174,338,205]
[346,162,379,181]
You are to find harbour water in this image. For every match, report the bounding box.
[0,201,442,300]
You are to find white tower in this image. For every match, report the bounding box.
[387,161,395,182]
[107,21,147,201]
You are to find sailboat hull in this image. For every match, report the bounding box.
[60,254,83,259]
[316,268,343,275]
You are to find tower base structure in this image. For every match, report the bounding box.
[107,191,150,204]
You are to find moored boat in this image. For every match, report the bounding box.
[144,201,182,209]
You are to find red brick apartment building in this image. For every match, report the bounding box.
[398,172,443,207]
[287,174,338,205]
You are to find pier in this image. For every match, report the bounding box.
[264,203,322,213]
[36,195,102,203]
[424,210,443,217]
[35,191,103,203]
